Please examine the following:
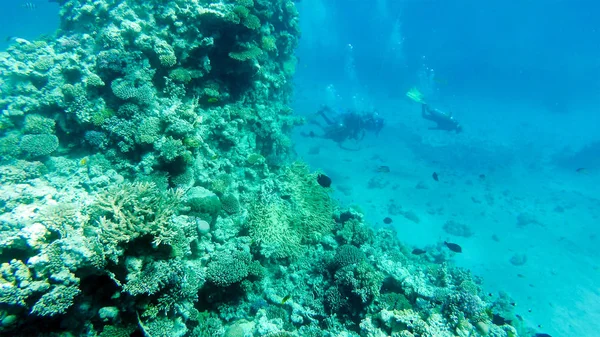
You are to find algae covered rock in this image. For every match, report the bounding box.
[185,186,221,216]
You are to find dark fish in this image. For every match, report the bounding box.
[317,173,331,188]
[383,217,392,224]
[376,165,390,173]
[309,131,315,137]
[576,167,587,174]
[515,314,523,321]
[479,174,486,180]
[534,334,552,337]
[510,302,517,306]
[444,241,462,253]
[432,172,439,181]
[281,294,291,304]
[23,2,37,10]
[412,248,426,255]
[491,313,512,325]
[280,195,291,200]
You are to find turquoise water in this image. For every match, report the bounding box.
[1,1,598,336]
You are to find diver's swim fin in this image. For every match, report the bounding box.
[406,87,425,104]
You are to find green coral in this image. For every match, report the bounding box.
[262,36,277,52]
[246,153,264,165]
[31,285,81,317]
[137,117,162,144]
[335,261,384,304]
[205,250,251,287]
[91,107,115,126]
[23,114,55,134]
[333,244,365,269]
[185,186,221,217]
[235,0,254,7]
[282,163,335,242]
[98,325,137,337]
[0,134,22,157]
[248,195,302,259]
[243,14,261,30]
[169,68,192,83]
[19,134,59,157]
[229,44,263,61]
[220,193,240,214]
[156,136,187,162]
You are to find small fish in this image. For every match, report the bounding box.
[22,2,37,10]
[517,274,525,278]
[79,156,89,166]
[444,241,462,253]
[510,302,517,307]
[479,174,486,180]
[280,194,291,200]
[412,248,426,255]
[576,167,587,174]
[317,173,331,188]
[515,314,523,321]
[491,313,512,325]
[534,334,552,337]
[432,172,439,181]
[281,294,291,304]
[376,165,390,173]
[383,217,392,224]
[207,97,219,103]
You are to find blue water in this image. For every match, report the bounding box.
[2,0,599,336]
[0,1,60,51]
[291,0,600,336]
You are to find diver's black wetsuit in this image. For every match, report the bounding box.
[305,105,385,149]
[421,103,462,133]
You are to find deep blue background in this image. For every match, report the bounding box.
[296,0,600,107]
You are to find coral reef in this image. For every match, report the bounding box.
[0,0,524,336]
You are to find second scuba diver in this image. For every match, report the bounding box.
[407,88,463,133]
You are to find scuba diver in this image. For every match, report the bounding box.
[407,88,463,133]
[421,103,462,133]
[303,105,385,150]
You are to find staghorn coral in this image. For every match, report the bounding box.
[89,181,183,258]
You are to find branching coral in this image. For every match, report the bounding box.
[89,181,183,259]
[248,192,302,259]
